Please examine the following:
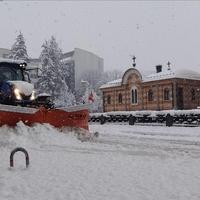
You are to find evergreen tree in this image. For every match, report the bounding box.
[37,36,76,107]
[9,32,29,61]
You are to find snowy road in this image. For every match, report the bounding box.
[92,124,200,158]
[1,123,200,200]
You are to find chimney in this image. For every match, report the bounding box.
[156,65,162,73]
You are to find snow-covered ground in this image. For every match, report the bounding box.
[1,123,200,200]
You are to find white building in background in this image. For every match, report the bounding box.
[61,48,104,92]
[21,48,104,93]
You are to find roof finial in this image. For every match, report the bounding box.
[167,61,171,70]
[132,55,136,67]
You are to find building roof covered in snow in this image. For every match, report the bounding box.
[143,69,200,82]
[100,66,200,89]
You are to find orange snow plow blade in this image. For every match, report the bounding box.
[0,104,89,130]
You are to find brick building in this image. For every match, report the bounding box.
[100,65,200,112]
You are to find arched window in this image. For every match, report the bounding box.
[164,88,170,101]
[107,95,111,104]
[118,93,122,104]
[191,89,195,100]
[131,86,138,104]
[148,89,153,101]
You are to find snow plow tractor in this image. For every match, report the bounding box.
[0,60,89,131]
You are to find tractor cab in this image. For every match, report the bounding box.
[0,60,35,106]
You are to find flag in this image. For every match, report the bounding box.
[88,91,94,103]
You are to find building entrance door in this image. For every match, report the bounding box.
[177,87,183,109]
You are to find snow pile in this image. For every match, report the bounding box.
[91,109,200,118]
[1,123,200,199]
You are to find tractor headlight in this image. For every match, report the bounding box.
[30,91,36,101]
[14,88,22,100]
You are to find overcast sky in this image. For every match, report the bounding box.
[0,1,200,73]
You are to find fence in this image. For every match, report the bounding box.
[89,111,200,127]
